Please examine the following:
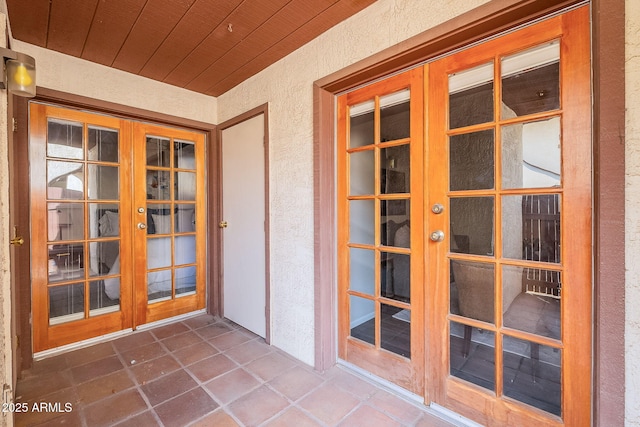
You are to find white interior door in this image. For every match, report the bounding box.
[221,114,266,338]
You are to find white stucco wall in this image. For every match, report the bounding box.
[626,0,640,424]
[10,40,217,124]
[217,0,489,365]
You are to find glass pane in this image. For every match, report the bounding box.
[381,219,410,247]
[47,161,84,199]
[176,171,196,201]
[450,197,494,256]
[502,117,561,189]
[175,235,196,265]
[146,171,171,200]
[349,248,374,296]
[349,200,375,245]
[147,237,171,269]
[449,63,494,129]
[349,150,374,196]
[48,203,84,242]
[175,205,195,233]
[175,140,195,169]
[49,283,84,325]
[87,165,118,200]
[449,130,494,191]
[380,91,410,141]
[148,270,172,302]
[450,321,495,391]
[503,266,561,340]
[381,199,409,219]
[47,119,83,160]
[176,266,196,296]
[381,304,410,358]
[48,244,84,283]
[381,145,410,194]
[450,260,494,324]
[349,295,375,346]
[89,204,119,238]
[89,280,120,315]
[501,41,560,117]
[88,241,119,278]
[147,136,170,167]
[349,102,374,148]
[382,251,410,303]
[503,335,561,415]
[502,194,560,263]
[148,204,172,235]
[87,126,119,162]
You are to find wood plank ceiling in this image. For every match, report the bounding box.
[6,0,375,97]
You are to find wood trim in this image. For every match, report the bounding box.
[216,103,271,344]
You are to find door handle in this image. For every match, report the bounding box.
[10,226,24,246]
[430,230,445,242]
[137,222,147,230]
[219,221,228,229]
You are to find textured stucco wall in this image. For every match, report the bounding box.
[626,0,640,424]
[218,0,489,365]
[10,40,217,124]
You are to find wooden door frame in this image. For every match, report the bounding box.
[313,0,625,425]
[214,103,271,344]
[11,88,216,373]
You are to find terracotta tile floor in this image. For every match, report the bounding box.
[15,315,459,427]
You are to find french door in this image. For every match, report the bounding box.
[30,104,206,353]
[338,6,591,426]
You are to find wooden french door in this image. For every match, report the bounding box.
[30,104,206,353]
[338,6,591,426]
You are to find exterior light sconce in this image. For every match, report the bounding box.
[0,47,36,98]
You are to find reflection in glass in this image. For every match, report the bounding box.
[450,197,494,256]
[175,236,196,265]
[503,335,561,415]
[450,260,494,324]
[175,171,196,201]
[147,237,171,269]
[88,241,119,277]
[47,161,84,199]
[349,248,374,296]
[502,117,561,189]
[502,195,560,263]
[87,165,119,200]
[175,205,195,233]
[349,150,374,196]
[176,266,196,296]
[147,136,170,167]
[503,266,561,340]
[89,204,119,238]
[88,127,119,162]
[450,321,495,391]
[381,218,410,247]
[349,200,375,245]
[449,130,494,191]
[48,203,84,242]
[146,170,171,200]
[381,252,410,303]
[47,119,83,160]
[148,204,172,235]
[502,41,560,117]
[49,283,84,325]
[381,304,410,358]
[349,102,374,148]
[381,145,409,194]
[89,280,120,315]
[449,63,494,129]
[48,244,84,283]
[380,91,410,141]
[381,199,409,219]
[148,270,172,302]
[349,295,375,346]
[175,140,195,169]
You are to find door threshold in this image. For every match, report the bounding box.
[337,360,480,427]
[34,328,134,361]
[135,309,207,331]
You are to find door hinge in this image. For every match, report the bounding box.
[11,118,17,132]
[3,384,12,413]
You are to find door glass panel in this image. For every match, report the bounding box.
[47,119,83,160]
[88,165,119,200]
[350,150,375,196]
[349,200,375,245]
[381,251,410,303]
[90,204,119,238]
[48,244,84,283]
[350,248,375,296]
[380,90,410,141]
[449,130,495,191]
[501,41,560,117]
[88,241,119,278]
[47,161,84,199]
[502,195,560,263]
[175,171,196,200]
[88,126,119,162]
[147,237,171,269]
[349,102,374,148]
[502,117,561,189]
[381,303,410,358]
[175,236,196,265]
[175,140,195,169]
[450,260,494,324]
[175,205,195,233]
[503,335,561,415]
[49,283,84,325]
[148,204,172,235]
[147,171,171,200]
[89,280,120,315]
[450,321,495,391]
[48,203,84,242]
[349,295,375,346]
[450,197,494,256]
[148,270,172,302]
[381,219,410,247]
[146,136,170,167]
[176,266,196,296]
[381,145,410,193]
[449,62,494,129]
[381,199,409,220]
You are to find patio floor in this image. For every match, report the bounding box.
[15,314,459,427]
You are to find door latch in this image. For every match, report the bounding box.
[10,226,23,246]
